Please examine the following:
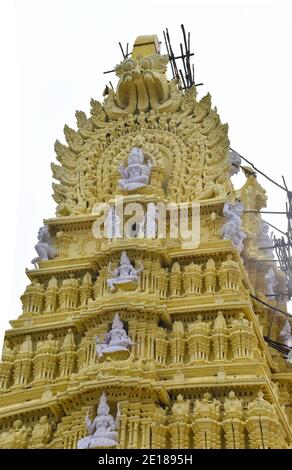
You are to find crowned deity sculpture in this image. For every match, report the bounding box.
[95,314,133,358]
[221,202,246,252]
[31,225,57,268]
[107,251,143,292]
[77,392,120,449]
[224,390,243,419]
[119,147,152,191]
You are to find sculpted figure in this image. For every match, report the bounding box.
[229,149,242,177]
[77,393,120,449]
[224,391,243,418]
[107,251,143,292]
[31,225,57,267]
[95,314,133,358]
[221,202,246,252]
[280,320,292,347]
[119,147,152,191]
[0,419,30,449]
[257,221,274,258]
[265,268,276,298]
[171,394,190,416]
[31,416,52,446]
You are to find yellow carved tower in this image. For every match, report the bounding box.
[0,33,292,449]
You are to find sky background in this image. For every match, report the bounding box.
[0,0,292,345]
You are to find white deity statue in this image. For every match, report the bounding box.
[229,149,242,177]
[77,393,120,449]
[258,221,274,258]
[119,147,152,191]
[104,206,122,239]
[265,267,276,298]
[221,202,246,252]
[107,251,143,292]
[31,225,57,268]
[280,320,292,347]
[95,314,133,358]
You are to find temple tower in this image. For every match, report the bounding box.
[0,34,291,449]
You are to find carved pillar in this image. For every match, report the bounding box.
[155,328,168,365]
[13,336,33,386]
[21,281,44,315]
[192,393,221,449]
[59,277,79,311]
[204,258,217,294]
[187,316,210,361]
[80,272,92,307]
[222,391,245,449]
[169,322,185,364]
[59,329,76,377]
[230,314,257,359]
[33,334,59,382]
[183,264,203,295]
[0,341,14,390]
[246,392,287,448]
[44,277,58,313]
[56,231,73,258]
[140,417,152,448]
[168,396,190,448]
[169,263,182,297]
[151,408,168,448]
[218,256,241,293]
[212,312,228,361]
[157,268,168,298]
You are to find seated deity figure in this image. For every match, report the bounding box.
[95,314,133,358]
[224,390,243,418]
[31,416,52,447]
[221,202,246,252]
[119,147,152,191]
[77,392,120,449]
[107,251,143,292]
[31,225,57,268]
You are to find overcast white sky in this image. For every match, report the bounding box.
[0,0,292,344]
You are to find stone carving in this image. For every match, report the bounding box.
[224,391,243,418]
[107,251,143,292]
[257,221,274,258]
[221,202,246,252]
[171,394,190,418]
[280,320,292,347]
[194,392,220,419]
[95,314,133,358]
[265,268,276,298]
[119,147,152,191]
[218,255,241,292]
[31,225,57,268]
[229,150,241,177]
[77,392,120,449]
[31,416,52,447]
[0,419,30,449]
[212,311,228,360]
